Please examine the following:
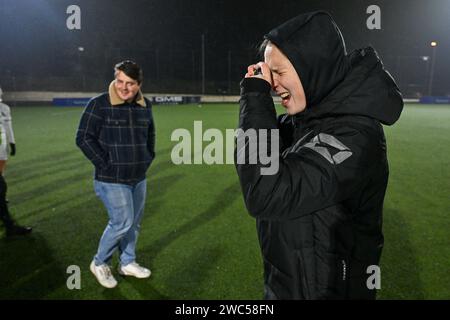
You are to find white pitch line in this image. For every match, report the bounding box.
[51,109,83,116]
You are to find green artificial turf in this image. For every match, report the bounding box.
[0,103,448,299]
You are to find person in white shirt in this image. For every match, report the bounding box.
[0,86,32,237]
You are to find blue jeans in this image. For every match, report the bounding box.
[93,179,147,266]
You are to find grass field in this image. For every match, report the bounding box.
[0,103,449,300]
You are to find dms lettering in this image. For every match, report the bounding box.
[155,96,183,103]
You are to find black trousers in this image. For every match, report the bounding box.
[0,175,13,227]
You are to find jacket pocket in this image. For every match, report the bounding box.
[96,161,116,180]
[136,118,149,126]
[264,260,296,300]
[296,249,312,300]
[105,118,128,144]
[105,118,128,126]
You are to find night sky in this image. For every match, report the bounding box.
[0,0,449,96]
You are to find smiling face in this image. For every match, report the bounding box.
[264,43,307,115]
[114,70,141,103]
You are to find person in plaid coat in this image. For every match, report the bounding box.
[76,61,155,288]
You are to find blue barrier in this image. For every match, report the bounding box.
[53,96,201,106]
[150,96,201,104]
[53,98,91,106]
[419,96,450,104]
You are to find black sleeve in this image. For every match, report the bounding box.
[75,99,109,169]
[235,78,376,220]
[277,113,295,153]
[238,77,277,130]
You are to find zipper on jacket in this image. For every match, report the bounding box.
[298,251,311,299]
[129,106,136,179]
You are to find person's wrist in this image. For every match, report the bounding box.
[240,77,272,95]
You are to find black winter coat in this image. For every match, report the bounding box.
[236,12,403,299]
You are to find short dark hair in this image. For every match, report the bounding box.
[114,60,143,84]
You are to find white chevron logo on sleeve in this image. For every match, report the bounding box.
[301,133,352,164]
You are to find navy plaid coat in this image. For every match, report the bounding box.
[76,89,155,185]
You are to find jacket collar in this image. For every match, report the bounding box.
[108,81,146,107]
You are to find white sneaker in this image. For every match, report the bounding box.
[118,262,151,279]
[90,261,118,288]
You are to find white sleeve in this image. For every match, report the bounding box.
[1,103,15,144]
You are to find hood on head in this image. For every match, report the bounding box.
[285,47,404,126]
[264,11,350,107]
[323,47,404,125]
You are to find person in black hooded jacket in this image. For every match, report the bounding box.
[235,11,403,299]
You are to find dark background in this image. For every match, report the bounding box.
[0,0,449,97]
